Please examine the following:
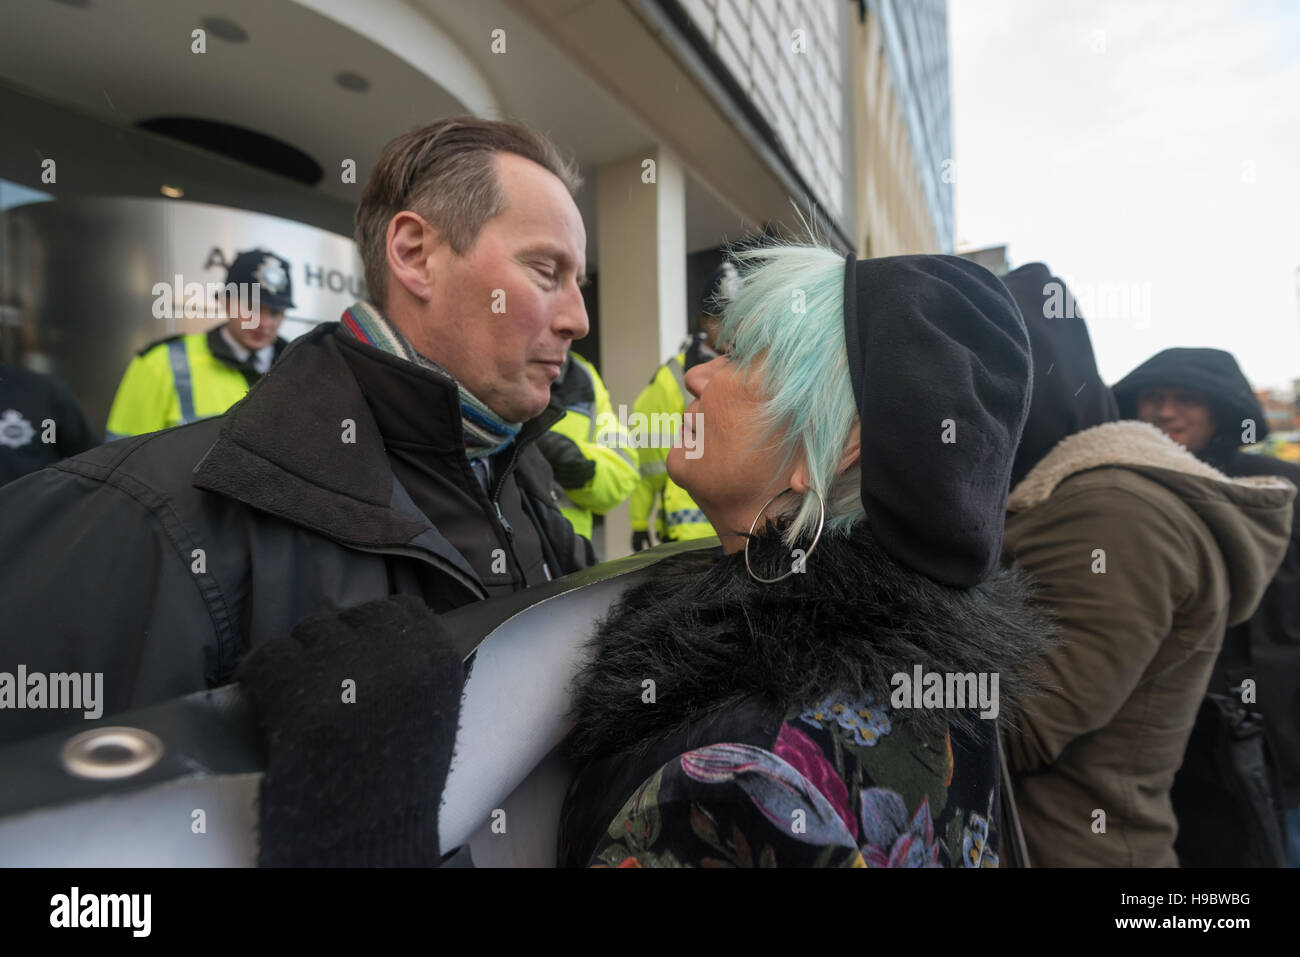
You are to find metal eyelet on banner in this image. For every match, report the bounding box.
[60,726,165,780]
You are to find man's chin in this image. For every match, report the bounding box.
[496,393,550,424]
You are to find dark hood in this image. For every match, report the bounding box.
[841,254,1032,589]
[1001,262,1119,488]
[566,520,1055,761]
[1112,348,1267,470]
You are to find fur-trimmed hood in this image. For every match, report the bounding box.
[566,522,1055,760]
[1009,420,1296,624]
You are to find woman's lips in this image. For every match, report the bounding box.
[681,403,698,443]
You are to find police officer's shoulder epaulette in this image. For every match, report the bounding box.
[136,333,187,357]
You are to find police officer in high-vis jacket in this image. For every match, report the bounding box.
[106,249,294,439]
[537,351,639,554]
[628,261,739,550]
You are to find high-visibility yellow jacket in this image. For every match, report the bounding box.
[106,327,283,439]
[629,351,715,542]
[549,352,640,540]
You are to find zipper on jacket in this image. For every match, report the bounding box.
[489,442,523,505]
[488,435,558,582]
[489,440,527,544]
[493,500,514,543]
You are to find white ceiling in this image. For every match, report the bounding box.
[0,0,749,256]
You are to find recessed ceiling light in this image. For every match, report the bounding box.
[160,184,184,198]
[201,16,248,43]
[335,71,371,93]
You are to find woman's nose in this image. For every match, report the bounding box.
[683,356,720,399]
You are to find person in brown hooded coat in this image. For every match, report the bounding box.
[1114,348,1300,866]
[997,263,1295,867]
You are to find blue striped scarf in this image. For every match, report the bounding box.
[339,301,521,460]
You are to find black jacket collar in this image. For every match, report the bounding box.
[192,323,564,553]
[331,330,561,461]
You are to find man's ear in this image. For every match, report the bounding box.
[386,212,439,303]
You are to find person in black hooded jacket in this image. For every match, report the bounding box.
[557,244,1055,868]
[1115,349,1300,866]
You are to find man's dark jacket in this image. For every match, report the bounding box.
[0,323,588,744]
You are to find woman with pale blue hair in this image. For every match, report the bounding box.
[558,240,1052,868]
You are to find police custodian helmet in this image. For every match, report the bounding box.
[227,249,296,312]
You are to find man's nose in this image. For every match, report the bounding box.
[555,287,589,340]
[683,356,720,399]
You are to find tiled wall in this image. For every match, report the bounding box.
[679,0,848,222]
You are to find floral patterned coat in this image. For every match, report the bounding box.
[559,693,1001,868]
[557,526,1049,869]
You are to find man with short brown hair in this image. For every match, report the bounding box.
[0,116,594,745]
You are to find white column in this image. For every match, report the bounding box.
[594,146,687,560]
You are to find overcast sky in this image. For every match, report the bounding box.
[948,0,1300,391]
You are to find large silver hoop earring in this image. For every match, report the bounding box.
[745,486,826,584]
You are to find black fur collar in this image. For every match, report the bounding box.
[567,522,1054,759]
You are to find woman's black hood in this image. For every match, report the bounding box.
[1112,348,1267,470]
[566,521,1055,761]
[1000,262,1119,488]
[842,254,1031,588]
